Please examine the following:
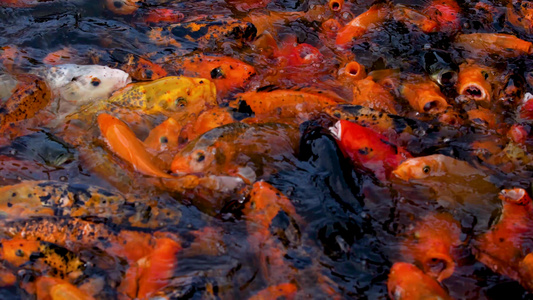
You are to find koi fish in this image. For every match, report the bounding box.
[455,33,533,57]
[400,212,462,282]
[179,106,235,143]
[231,89,344,120]
[35,277,96,300]
[421,49,458,87]
[0,239,86,279]
[117,53,167,81]
[325,104,416,145]
[170,122,300,183]
[392,5,439,33]
[144,8,184,25]
[171,55,256,98]
[338,61,366,84]
[400,76,448,114]
[98,113,173,178]
[336,4,390,46]
[105,76,216,119]
[33,64,131,121]
[424,0,461,33]
[392,154,485,181]
[0,74,51,126]
[507,1,533,34]
[144,117,182,153]
[244,181,301,281]
[105,0,140,15]
[457,62,495,104]
[474,188,533,284]
[329,120,412,181]
[387,262,452,300]
[0,131,75,167]
[352,77,398,114]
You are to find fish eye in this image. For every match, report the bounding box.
[210,67,225,79]
[175,97,187,108]
[71,76,79,82]
[481,71,489,80]
[91,78,101,87]
[195,151,206,162]
[160,136,168,144]
[422,166,431,174]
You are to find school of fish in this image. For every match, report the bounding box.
[1,0,533,299]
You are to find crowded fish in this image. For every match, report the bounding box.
[1,0,533,298]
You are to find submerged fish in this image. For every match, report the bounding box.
[170,122,300,183]
[34,64,131,120]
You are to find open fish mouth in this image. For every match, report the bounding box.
[459,83,488,101]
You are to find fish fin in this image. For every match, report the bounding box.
[237,166,257,184]
[329,120,342,140]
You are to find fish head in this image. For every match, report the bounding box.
[170,140,218,175]
[392,154,446,181]
[46,64,131,103]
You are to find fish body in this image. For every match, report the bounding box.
[352,77,398,114]
[401,76,448,114]
[335,4,390,46]
[172,55,256,98]
[0,74,51,126]
[475,188,533,283]
[400,213,461,282]
[387,262,452,300]
[330,120,412,181]
[232,89,344,120]
[33,64,131,120]
[455,33,533,57]
[105,76,216,119]
[170,122,300,183]
[98,113,173,178]
[392,154,485,182]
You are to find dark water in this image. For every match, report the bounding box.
[1,0,533,299]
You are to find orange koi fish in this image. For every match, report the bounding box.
[105,0,140,15]
[172,55,256,98]
[170,123,300,184]
[231,89,344,120]
[144,117,182,153]
[475,188,533,284]
[97,113,173,178]
[392,5,439,33]
[457,62,495,104]
[36,277,95,300]
[328,0,343,12]
[0,239,86,279]
[401,77,448,114]
[387,262,452,300]
[400,212,462,282]
[330,120,412,181]
[467,107,501,131]
[0,74,51,126]
[507,1,533,34]
[352,76,398,114]
[336,4,390,46]
[338,61,366,84]
[180,106,235,143]
[392,154,484,181]
[424,0,461,32]
[144,8,184,25]
[243,182,301,282]
[455,33,533,57]
[120,54,168,81]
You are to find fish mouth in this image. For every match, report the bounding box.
[328,121,342,140]
[459,83,488,102]
[435,69,458,87]
[499,188,531,205]
[423,253,455,282]
[421,97,447,114]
